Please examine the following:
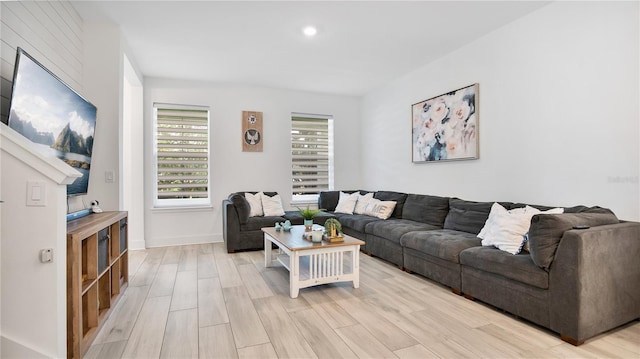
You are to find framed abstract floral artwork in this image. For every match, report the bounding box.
[412,83,479,162]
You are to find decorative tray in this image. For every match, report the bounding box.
[323,234,344,243]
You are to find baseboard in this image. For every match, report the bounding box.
[129,239,146,250]
[1,335,49,358]
[145,233,223,248]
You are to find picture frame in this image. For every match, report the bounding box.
[242,110,263,152]
[411,83,479,163]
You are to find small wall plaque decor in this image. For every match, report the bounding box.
[242,110,263,152]
[411,83,478,162]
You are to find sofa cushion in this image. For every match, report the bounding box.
[229,194,251,224]
[374,191,408,218]
[366,219,440,244]
[402,194,449,227]
[240,215,286,231]
[460,246,549,289]
[444,198,508,234]
[339,214,381,233]
[400,229,481,264]
[318,190,360,212]
[528,212,619,271]
[283,211,336,225]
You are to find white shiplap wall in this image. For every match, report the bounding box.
[1,1,83,122]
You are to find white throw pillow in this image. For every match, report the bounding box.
[245,192,264,217]
[479,203,564,254]
[335,192,359,214]
[354,192,374,214]
[363,198,396,219]
[477,203,523,240]
[262,193,285,217]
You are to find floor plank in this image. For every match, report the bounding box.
[335,323,397,358]
[237,343,278,359]
[253,296,318,358]
[290,308,358,358]
[170,270,198,311]
[160,309,199,358]
[197,253,218,279]
[223,285,270,349]
[121,295,171,358]
[148,263,178,298]
[199,324,238,359]
[92,285,150,344]
[197,277,229,327]
[237,263,274,299]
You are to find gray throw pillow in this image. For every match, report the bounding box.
[402,194,449,227]
[528,212,619,271]
[443,198,506,234]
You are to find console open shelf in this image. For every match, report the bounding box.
[67,211,128,358]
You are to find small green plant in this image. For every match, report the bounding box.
[324,218,342,237]
[297,205,322,220]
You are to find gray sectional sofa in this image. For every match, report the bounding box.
[222,189,640,345]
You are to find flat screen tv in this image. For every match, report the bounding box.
[7,47,97,197]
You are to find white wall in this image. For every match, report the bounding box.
[361,1,639,221]
[82,22,122,212]
[0,2,83,357]
[122,54,145,249]
[0,141,69,358]
[144,78,362,247]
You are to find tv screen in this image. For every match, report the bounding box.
[7,48,97,197]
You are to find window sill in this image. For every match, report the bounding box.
[151,205,214,213]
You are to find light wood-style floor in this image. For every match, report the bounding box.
[85,243,640,359]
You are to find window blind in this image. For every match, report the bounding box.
[155,105,210,203]
[291,114,333,196]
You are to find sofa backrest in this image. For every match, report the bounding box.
[228,192,279,224]
[444,198,513,234]
[374,191,408,219]
[402,194,450,227]
[318,190,365,212]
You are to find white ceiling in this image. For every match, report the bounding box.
[72,1,548,96]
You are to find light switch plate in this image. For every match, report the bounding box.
[105,170,114,183]
[27,181,46,206]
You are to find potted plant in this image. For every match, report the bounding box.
[297,205,322,231]
[324,218,342,238]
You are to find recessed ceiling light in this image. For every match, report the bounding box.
[303,26,317,37]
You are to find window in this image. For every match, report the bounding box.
[153,103,210,207]
[291,113,334,202]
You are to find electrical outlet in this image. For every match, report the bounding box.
[40,248,54,263]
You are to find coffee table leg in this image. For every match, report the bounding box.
[290,252,300,298]
[264,235,272,268]
[353,246,360,288]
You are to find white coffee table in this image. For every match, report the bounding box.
[263,225,365,298]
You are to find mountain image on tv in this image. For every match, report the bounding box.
[8,48,97,195]
[52,123,94,157]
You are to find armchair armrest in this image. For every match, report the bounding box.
[222,198,240,253]
[549,221,640,344]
